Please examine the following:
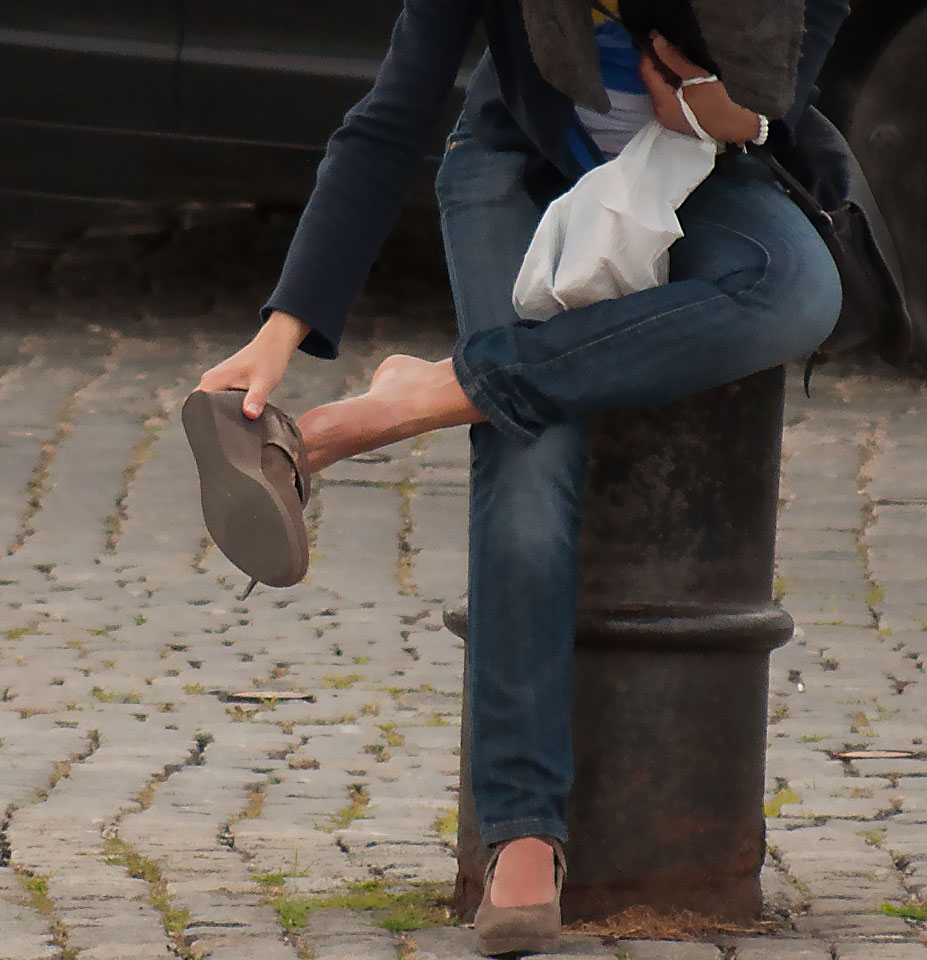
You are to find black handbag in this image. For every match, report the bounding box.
[596,1,914,386]
[717,138,912,395]
[748,145,913,391]
[749,140,912,394]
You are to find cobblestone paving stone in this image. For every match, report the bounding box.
[1,225,925,958]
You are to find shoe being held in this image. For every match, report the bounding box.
[474,837,566,957]
[182,389,310,595]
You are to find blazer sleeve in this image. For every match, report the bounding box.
[782,0,851,134]
[261,0,483,359]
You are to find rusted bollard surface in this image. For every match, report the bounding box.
[450,366,792,924]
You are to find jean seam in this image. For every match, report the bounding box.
[471,291,729,384]
[439,205,471,337]
[683,215,773,294]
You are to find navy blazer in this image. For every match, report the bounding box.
[263,0,851,361]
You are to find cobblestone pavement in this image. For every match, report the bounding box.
[0,223,925,959]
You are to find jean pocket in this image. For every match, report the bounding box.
[444,112,473,154]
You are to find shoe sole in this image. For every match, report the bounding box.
[182,389,307,587]
[477,933,560,957]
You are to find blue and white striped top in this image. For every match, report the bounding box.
[572,17,654,166]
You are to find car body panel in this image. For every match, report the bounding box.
[0,1,179,132]
[0,0,921,281]
[179,0,405,145]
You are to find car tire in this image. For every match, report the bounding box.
[849,8,927,368]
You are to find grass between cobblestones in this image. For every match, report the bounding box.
[763,786,801,818]
[317,782,370,832]
[433,807,458,837]
[95,736,212,958]
[12,396,78,553]
[396,477,418,596]
[14,870,77,959]
[255,874,456,932]
[102,837,200,958]
[102,417,165,553]
[320,672,362,690]
[879,900,927,921]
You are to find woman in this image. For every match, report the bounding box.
[188,0,850,953]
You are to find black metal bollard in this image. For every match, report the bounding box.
[446,366,793,924]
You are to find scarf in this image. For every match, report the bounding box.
[519,0,805,118]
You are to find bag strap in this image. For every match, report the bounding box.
[744,147,838,398]
[748,146,836,232]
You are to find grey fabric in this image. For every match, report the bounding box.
[691,0,805,117]
[519,0,806,118]
[519,0,610,112]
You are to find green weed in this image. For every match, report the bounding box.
[879,901,927,921]
[764,787,801,818]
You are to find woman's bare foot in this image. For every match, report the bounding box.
[489,837,557,908]
[296,355,486,473]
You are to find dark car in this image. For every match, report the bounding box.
[1,1,925,348]
[0,0,477,208]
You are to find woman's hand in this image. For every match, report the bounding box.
[639,34,762,145]
[197,310,311,418]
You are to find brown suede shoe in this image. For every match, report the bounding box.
[474,837,566,957]
[182,389,310,590]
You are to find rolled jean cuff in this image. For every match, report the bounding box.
[481,817,568,847]
[452,338,540,446]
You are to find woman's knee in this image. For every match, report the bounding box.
[746,223,843,355]
[470,422,587,550]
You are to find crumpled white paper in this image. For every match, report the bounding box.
[513,119,718,321]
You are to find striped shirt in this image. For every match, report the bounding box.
[572,8,654,165]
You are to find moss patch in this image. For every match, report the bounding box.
[320,673,362,690]
[261,878,455,932]
[764,787,801,818]
[433,807,458,837]
[879,901,927,921]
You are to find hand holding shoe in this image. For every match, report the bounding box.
[197,310,311,418]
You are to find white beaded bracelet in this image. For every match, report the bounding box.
[752,114,770,146]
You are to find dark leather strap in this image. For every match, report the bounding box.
[263,407,310,506]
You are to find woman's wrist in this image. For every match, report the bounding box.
[260,310,312,355]
[724,108,766,146]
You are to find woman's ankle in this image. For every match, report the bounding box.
[297,355,484,473]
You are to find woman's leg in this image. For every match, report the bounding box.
[297,121,586,884]
[449,159,843,442]
[299,156,841,456]
[296,134,842,886]
[433,123,589,868]
[439,137,588,907]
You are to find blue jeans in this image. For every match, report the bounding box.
[435,116,841,846]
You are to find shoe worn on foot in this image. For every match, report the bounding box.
[474,837,566,957]
[182,389,310,589]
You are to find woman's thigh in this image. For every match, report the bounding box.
[438,126,841,389]
[670,164,842,355]
[435,118,543,340]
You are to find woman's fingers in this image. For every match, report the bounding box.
[639,55,694,136]
[649,33,710,82]
[643,33,759,143]
[197,363,270,418]
[198,361,247,393]
[242,380,272,419]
